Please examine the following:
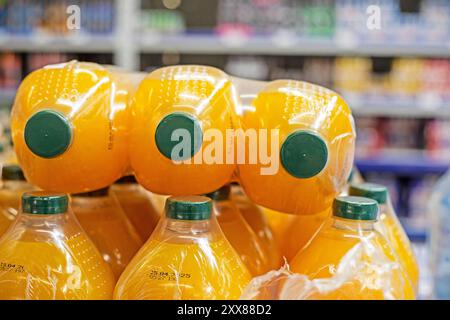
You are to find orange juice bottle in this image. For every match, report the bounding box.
[129,65,238,196]
[207,185,270,275]
[111,175,160,241]
[0,165,34,235]
[0,192,115,299]
[282,208,331,261]
[71,186,143,278]
[349,183,419,290]
[238,80,355,215]
[290,196,415,299]
[262,207,297,255]
[114,195,251,299]
[230,183,282,269]
[11,61,130,193]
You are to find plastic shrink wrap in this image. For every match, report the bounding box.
[0,192,115,299]
[241,196,415,300]
[71,186,143,279]
[129,65,239,196]
[0,165,34,235]
[349,183,419,291]
[114,196,251,300]
[111,175,160,242]
[237,80,355,215]
[11,61,138,193]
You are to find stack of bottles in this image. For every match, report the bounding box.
[0,60,422,300]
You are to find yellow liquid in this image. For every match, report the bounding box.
[290,220,415,300]
[215,200,270,276]
[377,209,419,290]
[262,207,297,257]
[115,238,251,299]
[72,195,143,279]
[130,65,238,196]
[0,232,114,299]
[112,183,160,242]
[239,80,355,215]
[282,209,331,261]
[231,185,282,269]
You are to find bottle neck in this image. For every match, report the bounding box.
[165,218,211,235]
[332,217,375,232]
[17,211,69,228]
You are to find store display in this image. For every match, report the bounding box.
[72,187,143,279]
[114,196,251,300]
[0,192,115,299]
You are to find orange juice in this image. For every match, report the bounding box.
[238,80,355,215]
[290,196,415,300]
[0,192,114,299]
[72,187,143,278]
[114,196,251,300]
[349,183,419,290]
[282,208,331,261]
[0,165,34,235]
[262,207,297,255]
[230,184,282,269]
[112,175,160,241]
[11,61,131,193]
[129,65,238,196]
[207,185,270,275]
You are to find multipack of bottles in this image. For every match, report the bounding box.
[0,60,421,300]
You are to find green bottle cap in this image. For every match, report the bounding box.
[2,164,25,181]
[22,191,69,215]
[24,110,72,159]
[155,112,203,161]
[73,186,110,197]
[349,183,388,204]
[280,130,328,179]
[165,195,212,220]
[333,196,378,221]
[206,185,231,201]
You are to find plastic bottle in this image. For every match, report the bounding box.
[111,175,160,242]
[207,185,269,275]
[129,65,239,196]
[262,207,297,254]
[11,61,131,193]
[349,183,419,291]
[428,170,450,299]
[0,192,115,299]
[71,186,143,278]
[290,196,415,299]
[0,165,34,235]
[230,183,282,269]
[114,195,251,300]
[238,80,355,215]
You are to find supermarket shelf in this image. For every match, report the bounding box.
[356,155,450,176]
[0,34,116,53]
[351,100,450,118]
[139,33,450,57]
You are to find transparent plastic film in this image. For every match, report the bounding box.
[237,80,356,215]
[241,197,415,300]
[11,60,136,193]
[71,187,143,279]
[129,65,240,196]
[114,196,252,300]
[0,192,115,300]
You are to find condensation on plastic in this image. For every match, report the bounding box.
[11,60,141,193]
[0,205,115,299]
[129,65,240,196]
[114,212,252,300]
[0,179,35,236]
[236,79,356,215]
[240,216,415,300]
[71,189,143,279]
